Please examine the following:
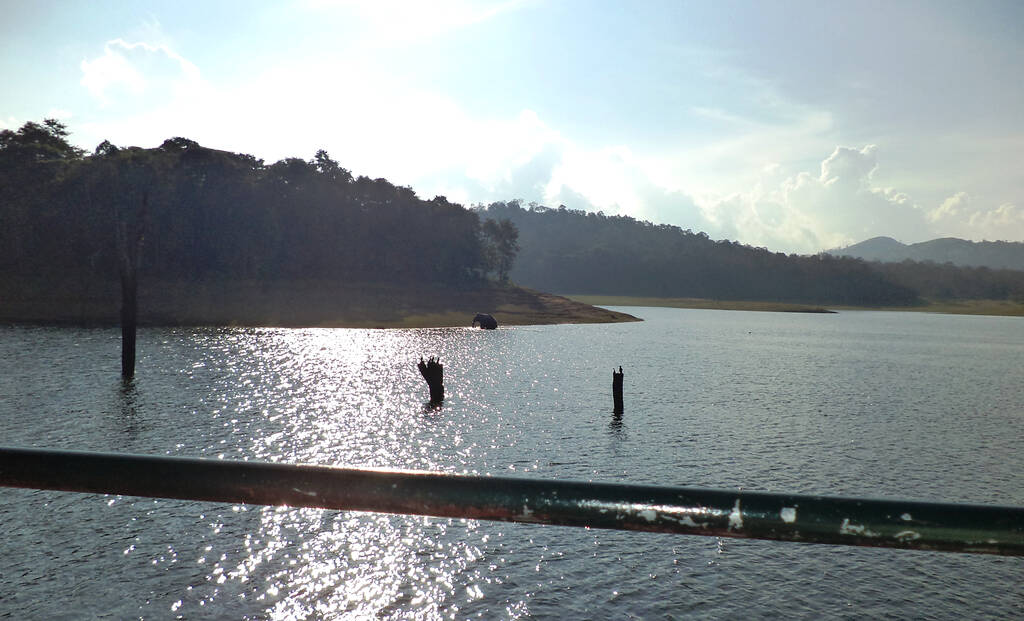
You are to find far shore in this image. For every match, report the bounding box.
[564,294,1024,317]
[0,279,640,329]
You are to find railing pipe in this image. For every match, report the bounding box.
[1,446,1021,556]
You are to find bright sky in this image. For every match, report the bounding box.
[3,0,1022,253]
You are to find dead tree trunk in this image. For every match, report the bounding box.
[115,192,146,381]
[612,366,624,413]
[418,357,444,405]
[119,268,137,379]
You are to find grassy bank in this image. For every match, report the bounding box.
[0,278,639,328]
[565,294,1024,317]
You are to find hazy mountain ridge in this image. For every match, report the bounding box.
[829,237,1024,271]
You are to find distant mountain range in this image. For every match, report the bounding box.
[828,237,1024,271]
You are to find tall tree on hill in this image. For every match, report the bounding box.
[0,119,84,273]
[313,149,352,185]
[83,146,168,379]
[482,218,520,283]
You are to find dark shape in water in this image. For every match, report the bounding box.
[472,313,498,329]
[417,356,444,405]
[116,191,147,380]
[613,366,624,413]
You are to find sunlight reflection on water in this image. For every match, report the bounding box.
[1,310,1022,619]
[210,328,509,618]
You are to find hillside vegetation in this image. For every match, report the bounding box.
[477,202,1024,307]
[0,120,635,327]
[3,120,1021,325]
[1,121,513,287]
[480,202,921,305]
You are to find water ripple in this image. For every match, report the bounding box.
[1,310,1021,618]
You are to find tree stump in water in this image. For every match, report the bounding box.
[115,189,147,381]
[120,269,137,380]
[612,366,624,413]
[418,357,444,405]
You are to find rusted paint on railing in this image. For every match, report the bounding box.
[1,446,1021,556]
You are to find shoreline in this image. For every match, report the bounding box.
[0,279,640,329]
[565,294,1024,317]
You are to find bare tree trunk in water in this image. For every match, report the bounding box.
[116,192,146,381]
[418,357,444,405]
[612,366,624,413]
[120,267,137,380]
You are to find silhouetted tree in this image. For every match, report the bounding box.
[482,218,520,283]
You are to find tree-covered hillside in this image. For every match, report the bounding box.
[4,120,1021,318]
[478,201,1024,306]
[478,201,919,305]
[0,120,516,288]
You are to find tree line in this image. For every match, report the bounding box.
[4,119,1020,311]
[477,201,1024,305]
[0,120,519,288]
[871,260,1024,302]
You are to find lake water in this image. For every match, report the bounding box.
[1,307,1021,619]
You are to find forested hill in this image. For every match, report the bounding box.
[0,120,514,287]
[478,202,1024,305]
[4,120,1021,315]
[478,202,916,305]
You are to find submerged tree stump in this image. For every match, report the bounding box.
[612,366,624,413]
[418,357,444,405]
[115,191,147,381]
[120,269,137,380]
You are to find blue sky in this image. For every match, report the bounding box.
[3,0,1022,253]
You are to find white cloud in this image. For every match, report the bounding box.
[696,151,1024,251]
[690,145,933,253]
[461,110,564,192]
[76,52,571,199]
[540,144,705,228]
[80,38,202,107]
[968,203,1024,240]
[930,191,970,222]
[820,145,877,188]
[927,193,1024,241]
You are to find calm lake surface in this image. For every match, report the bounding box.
[1,307,1021,619]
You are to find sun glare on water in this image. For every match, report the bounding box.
[196,326,510,618]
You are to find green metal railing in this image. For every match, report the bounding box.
[1,446,1021,556]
